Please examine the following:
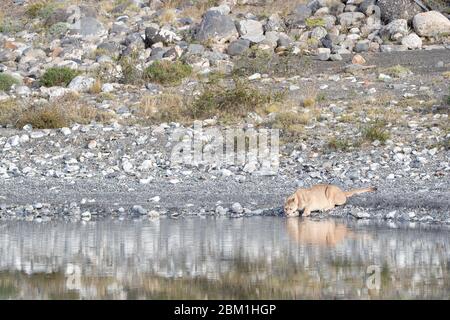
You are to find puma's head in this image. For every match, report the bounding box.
[284,194,299,217]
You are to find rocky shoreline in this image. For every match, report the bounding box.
[1,0,449,224]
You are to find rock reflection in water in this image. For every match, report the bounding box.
[0,217,448,299]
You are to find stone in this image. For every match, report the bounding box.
[237,19,265,43]
[401,33,422,49]
[354,40,370,52]
[145,25,181,46]
[195,11,238,43]
[352,54,366,64]
[338,12,366,28]
[287,4,312,27]
[227,39,250,56]
[132,205,147,215]
[377,0,423,22]
[413,11,450,37]
[76,17,106,37]
[231,202,244,214]
[330,53,342,61]
[68,76,96,93]
[381,19,408,37]
[61,127,71,136]
[264,13,285,32]
[310,26,327,40]
[208,4,231,15]
[316,47,330,61]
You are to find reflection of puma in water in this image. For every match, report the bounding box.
[286,219,352,247]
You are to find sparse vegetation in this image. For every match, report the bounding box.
[143,60,192,86]
[189,79,284,120]
[0,74,20,92]
[40,67,79,87]
[327,137,354,151]
[17,104,70,129]
[1,95,112,129]
[362,121,390,143]
[0,99,22,126]
[381,65,411,78]
[90,79,102,94]
[134,93,184,124]
[118,51,143,85]
[305,17,325,27]
[26,0,55,20]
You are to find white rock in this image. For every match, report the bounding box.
[237,19,265,43]
[413,11,450,37]
[61,127,71,136]
[149,196,160,203]
[401,33,422,49]
[101,83,115,93]
[68,76,96,93]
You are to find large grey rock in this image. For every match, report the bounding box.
[195,11,238,43]
[310,26,327,40]
[316,47,330,61]
[227,39,250,56]
[145,25,181,46]
[338,12,366,28]
[264,13,285,32]
[68,76,96,93]
[381,19,408,37]
[377,0,422,22]
[413,11,450,37]
[237,19,265,43]
[76,17,106,36]
[287,4,312,27]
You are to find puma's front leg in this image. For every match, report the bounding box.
[302,208,312,217]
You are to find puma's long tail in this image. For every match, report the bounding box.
[344,187,377,198]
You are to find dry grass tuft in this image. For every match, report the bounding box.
[1,95,113,129]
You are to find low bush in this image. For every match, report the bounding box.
[40,67,79,87]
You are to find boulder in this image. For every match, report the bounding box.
[286,4,312,27]
[413,11,450,37]
[68,76,96,93]
[380,19,408,37]
[338,12,366,28]
[76,17,106,37]
[377,0,422,22]
[316,47,330,61]
[401,33,422,49]
[195,11,238,43]
[237,19,265,43]
[227,39,251,56]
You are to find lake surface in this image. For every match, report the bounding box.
[0,217,449,299]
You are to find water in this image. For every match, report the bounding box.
[0,217,449,299]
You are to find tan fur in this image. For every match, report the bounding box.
[286,219,351,247]
[284,184,376,217]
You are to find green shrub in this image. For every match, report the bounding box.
[118,51,143,85]
[327,137,353,151]
[26,0,55,19]
[363,122,390,143]
[306,17,325,27]
[189,78,284,120]
[41,67,79,87]
[143,60,192,86]
[48,22,70,36]
[0,74,20,92]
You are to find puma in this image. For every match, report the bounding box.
[284,184,376,217]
